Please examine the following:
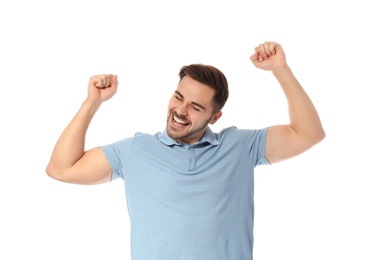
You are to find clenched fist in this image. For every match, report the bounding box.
[87,74,118,103]
[250,42,288,72]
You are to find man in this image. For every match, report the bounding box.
[46,41,325,259]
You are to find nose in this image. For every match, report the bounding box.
[176,103,188,116]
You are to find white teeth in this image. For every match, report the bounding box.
[174,115,188,125]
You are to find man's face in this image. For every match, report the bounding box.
[166,75,222,145]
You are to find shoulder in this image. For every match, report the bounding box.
[129,131,166,148]
[133,131,161,142]
[217,126,268,140]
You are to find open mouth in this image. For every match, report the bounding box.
[173,115,189,127]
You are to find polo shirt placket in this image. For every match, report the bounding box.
[187,146,196,172]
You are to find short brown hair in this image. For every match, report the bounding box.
[179,64,229,112]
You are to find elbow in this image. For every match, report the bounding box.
[320,129,326,142]
[45,163,56,179]
[310,128,326,146]
[45,163,63,181]
[317,127,326,142]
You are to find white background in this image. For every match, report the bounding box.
[1,0,365,259]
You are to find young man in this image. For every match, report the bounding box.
[46,41,325,259]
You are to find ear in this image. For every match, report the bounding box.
[209,111,222,125]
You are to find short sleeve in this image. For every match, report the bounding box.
[100,137,134,181]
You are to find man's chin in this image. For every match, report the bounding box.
[167,127,180,140]
[167,125,187,140]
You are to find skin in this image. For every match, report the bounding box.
[45,41,325,185]
[250,42,325,163]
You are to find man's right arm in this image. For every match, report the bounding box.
[46,74,118,185]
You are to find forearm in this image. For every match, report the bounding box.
[273,66,325,141]
[46,99,101,175]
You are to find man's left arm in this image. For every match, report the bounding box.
[250,41,326,163]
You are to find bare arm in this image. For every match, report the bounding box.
[250,42,325,163]
[46,74,118,184]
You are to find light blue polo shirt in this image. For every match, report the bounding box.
[101,126,269,260]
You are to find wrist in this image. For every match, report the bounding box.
[83,98,102,111]
[272,65,292,77]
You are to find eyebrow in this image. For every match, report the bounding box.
[175,90,206,111]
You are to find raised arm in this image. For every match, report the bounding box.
[250,42,325,163]
[46,74,118,184]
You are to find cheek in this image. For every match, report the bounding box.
[189,113,202,124]
[168,98,179,109]
[167,99,175,113]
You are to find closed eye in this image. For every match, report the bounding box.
[174,90,206,111]
[175,95,183,101]
[174,91,184,101]
[192,106,200,112]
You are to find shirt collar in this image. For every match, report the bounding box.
[158,126,219,146]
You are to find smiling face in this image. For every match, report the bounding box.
[166,75,222,145]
